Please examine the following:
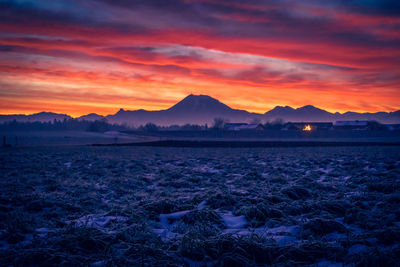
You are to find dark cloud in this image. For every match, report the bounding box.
[0,45,16,52]
[333,0,400,17]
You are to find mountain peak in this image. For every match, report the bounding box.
[183,94,216,101]
[272,105,295,111]
[297,105,318,110]
[167,94,232,114]
[265,105,295,116]
[78,113,104,121]
[296,105,330,113]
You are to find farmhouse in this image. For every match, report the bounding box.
[334,120,369,130]
[283,122,333,131]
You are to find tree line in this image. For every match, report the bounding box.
[0,117,287,132]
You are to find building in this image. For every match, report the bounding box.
[334,120,369,130]
[282,122,333,131]
[225,123,265,131]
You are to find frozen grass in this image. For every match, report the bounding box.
[0,146,399,266]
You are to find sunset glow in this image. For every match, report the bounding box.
[1,0,399,116]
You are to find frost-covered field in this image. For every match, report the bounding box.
[0,146,399,266]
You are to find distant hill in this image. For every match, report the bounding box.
[77,113,105,121]
[0,112,71,123]
[1,95,399,125]
[265,105,334,122]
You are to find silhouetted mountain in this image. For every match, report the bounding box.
[0,112,71,123]
[167,94,232,113]
[265,106,295,117]
[265,105,334,122]
[77,113,105,121]
[106,94,261,126]
[1,95,399,125]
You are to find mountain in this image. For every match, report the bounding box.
[265,105,334,122]
[77,113,105,121]
[0,95,399,125]
[265,106,295,118]
[0,112,71,123]
[106,94,262,126]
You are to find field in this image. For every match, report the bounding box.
[0,146,399,266]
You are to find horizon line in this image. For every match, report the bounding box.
[1,94,399,118]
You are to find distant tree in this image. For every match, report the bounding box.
[181,124,202,131]
[212,117,228,130]
[0,118,130,132]
[140,123,159,132]
[165,124,180,131]
[250,118,262,125]
[264,118,285,130]
[87,119,110,132]
[367,121,386,131]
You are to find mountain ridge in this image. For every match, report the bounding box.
[1,94,399,125]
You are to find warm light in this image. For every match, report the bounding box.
[303,124,312,131]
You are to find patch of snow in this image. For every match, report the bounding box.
[94,183,106,190]
[197,200,207,210]
[317,175,327,184]
[221,212,247,229]
[90,260,107,267]
[264,225,299,235]
[153,210,191,241]
[363,166,377,172]
[101,197,110,204]
[194,166,220,174]
[64,162,72,168]
[335,217,364,234]
[152,228,179,241]
[255,160,267,166]
[316,259,343,267]
[343,175,351,181]
[146,182,158,190]
[68,214,127,233]
[35,227,56,238]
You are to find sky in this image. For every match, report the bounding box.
[1,0,400,116]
